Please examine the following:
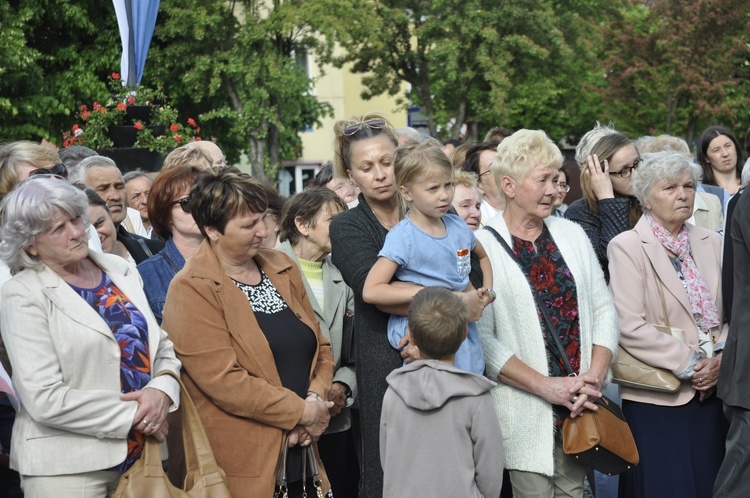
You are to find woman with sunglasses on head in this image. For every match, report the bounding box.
[329,114,487,498]
[565,125,642,282]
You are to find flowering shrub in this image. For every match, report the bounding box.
[63,72,200,154]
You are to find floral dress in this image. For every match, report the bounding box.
[71,273,151,471]
[512,226,582,426]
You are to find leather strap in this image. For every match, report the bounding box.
[484,226,575,376]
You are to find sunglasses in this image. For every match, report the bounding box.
[28,163,68,180]
[169,197,191,213]
[342,118,387,137]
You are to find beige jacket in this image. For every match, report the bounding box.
[608,216,727,406]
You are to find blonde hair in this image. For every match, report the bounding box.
[575,122,618,167]
[638,134,691,155]
[332,112,398,178]
[453,170,478,188]
[394,141,454,190]
[449,142,476,170]
[162,144,213,171]
[491,129,562,201]
[0,141,60,201]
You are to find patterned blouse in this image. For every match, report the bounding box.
[512,226,581,426]
[70,273,151,471]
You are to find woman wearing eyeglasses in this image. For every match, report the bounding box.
[328,114,489,498]
[136,165,203,325]
[552,165,570,217]
[565,128,642,282]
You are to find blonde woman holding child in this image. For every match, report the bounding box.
[363,142,494,373]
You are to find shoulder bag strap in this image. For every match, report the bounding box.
[484,226,575,376]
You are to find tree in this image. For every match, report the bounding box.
[148,0,344,181]
[599,0,750,142]
[335,0,610,142]
[0,0,120,141]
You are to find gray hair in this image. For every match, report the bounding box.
[58,145,96,170]
[741,159,750,187]
[0,176,88,273]
[575,122,618,167]
[68,155,119,185]
[123,169,152,185]
[632,152,703,207]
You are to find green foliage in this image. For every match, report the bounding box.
[0,0,120,141]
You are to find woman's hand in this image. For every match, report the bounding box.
[299,397,334,439]
[537,375,602,418]
[692,356,721,395]
[458,289,485,322]
[122,387,172,442]
[328,382,349,417]
[288,425,314,447]
[586,154,615,201]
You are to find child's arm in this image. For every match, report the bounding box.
[362,256,422,307]
[472,239,494,307]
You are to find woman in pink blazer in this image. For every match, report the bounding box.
[608,151,727,498]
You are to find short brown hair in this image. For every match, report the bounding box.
[148,165,202,239]
[162,144,213,171]
[279,187,347,245]
[408,287,468,360]
[190,167,267,237]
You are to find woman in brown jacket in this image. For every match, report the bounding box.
[162,168,335,498]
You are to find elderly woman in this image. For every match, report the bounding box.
[476,129,618,497]
[80,187,126,258]
[608,151,727,498]
[565,127,642,282]
[0,176,181,497]
[136,165,203,324]
[162,167,335,498]
[277,187,359,496]
[696,125,744,211]
[452,170,482,231]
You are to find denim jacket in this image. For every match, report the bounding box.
[137,237,186,324]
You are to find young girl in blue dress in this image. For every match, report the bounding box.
[363,141,494,374]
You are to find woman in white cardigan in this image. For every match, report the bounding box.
[476,129,619,497]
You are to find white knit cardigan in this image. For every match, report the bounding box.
[476,214,619,477]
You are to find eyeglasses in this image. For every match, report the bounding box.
[478,169,492,178]
[342,118,388,137]
[609,158,641,179]
[556,183,570,193]
[169,197,190,213]
[28,163,68,180]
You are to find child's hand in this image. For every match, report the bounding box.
[477,287,496,308]
[458,290,485,322]
[397,336,421,364]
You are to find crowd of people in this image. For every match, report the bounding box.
[0,115,749,498]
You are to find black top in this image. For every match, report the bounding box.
[117,225,165,265]
[564,197,633,282]
[722,189,742,324]
[233,268,316,483]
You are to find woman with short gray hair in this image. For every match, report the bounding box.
[0,176,181,497]
[608,151,727,497]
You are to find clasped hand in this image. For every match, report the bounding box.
[540,372,602,418]
[123,387,172,442]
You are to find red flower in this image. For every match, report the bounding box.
[63,139,71,147]
[116,102,127,112]
[194,136,202,141]
[196,126,201,134]
[82,110,91,120]
[93,102,101,110]
[79,104,88,112]
[72,124,80,131]
[174,134,182,143]
[529,260,556,289]
[98,107,107,114]
[112,72,121,80]
[127,96,135,105]
[170,123,179,133]
[187,118,197,127]
[134,122,143,130]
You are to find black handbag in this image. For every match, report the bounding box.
[340,310,355,366]
[484,226,639,475]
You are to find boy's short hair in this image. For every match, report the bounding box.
[408,287,469,360]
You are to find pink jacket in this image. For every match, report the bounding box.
[608,216,727,407]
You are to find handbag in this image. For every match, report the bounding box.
[611,270,684,393]
[340,310,356,366]
[274,435,326,498]
[114,371,232,498]
[484,226,639,475]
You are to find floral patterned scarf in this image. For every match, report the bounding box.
[646,212,720,335]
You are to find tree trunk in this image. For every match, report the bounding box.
[451,100,467,140]
[268,120,281,184]
[247,133,269,183]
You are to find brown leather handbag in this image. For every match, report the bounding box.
[114,371,232,498]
